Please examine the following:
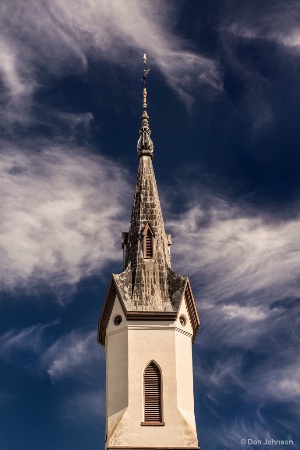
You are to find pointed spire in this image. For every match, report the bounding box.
[113,54,189,314]
[98,54,200,346]
[137,53,154,159]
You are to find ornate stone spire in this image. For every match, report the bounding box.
[121,54,174,310]
[98,54,200,344]
[122,150,172,310]
[137,53,154,159]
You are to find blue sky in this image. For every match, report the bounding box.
[0,1,300,449]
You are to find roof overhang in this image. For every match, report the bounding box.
[98,274,200,345]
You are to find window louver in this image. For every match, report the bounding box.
[144,362,162,423]
[145,230,153,258]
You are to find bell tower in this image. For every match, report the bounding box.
[98,55,200,450]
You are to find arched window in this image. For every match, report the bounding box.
[143,361,162,423]
[143,224,155,259]
[145,229,153,258]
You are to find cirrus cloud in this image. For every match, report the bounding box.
[0,143,131,297]
[0,0,222,119]
[168,199,300,304]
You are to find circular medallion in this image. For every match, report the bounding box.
[179,315,187,326]
[114,315,122,326]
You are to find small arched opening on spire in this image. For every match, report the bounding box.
[142,361,164,425]
[142,223,155,259]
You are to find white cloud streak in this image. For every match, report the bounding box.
[48,0,223,101]
[216,1,300,128]
[0,39,31,99]
[42,329,103,382]
[0,321,105,430]
[0,320,59,359]
[0,37,35,126]
[220,304,267,321]
[0,144,131,297]
[219,417,295,450]
[224,2,300,51]
[167,192,300,352]
[248,359,300,404]
[169,200,300,304]
[228,23,300,52]
[169,189,300,433]
[0,321,104,383]
[0,0,222,117]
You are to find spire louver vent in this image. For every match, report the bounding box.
[145,230,153,258]
[144,362,162,423]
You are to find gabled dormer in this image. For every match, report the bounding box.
[142,223,155,259]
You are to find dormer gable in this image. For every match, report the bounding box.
[141,222,155,259]
[176,279,200,343]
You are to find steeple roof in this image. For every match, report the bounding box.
[98,55,200,344]
[122,82,172,309]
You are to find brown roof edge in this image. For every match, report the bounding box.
[126,311,177,321]
[97,274,131,345]
[97,276,116,345]
[97,276,200,345]
[178,278,200,343]
[187,278,200,343]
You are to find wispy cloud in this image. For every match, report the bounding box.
[219,0,300,46]
[167,185,300,443]
[0,320,59,371]
[0,144,131,297]
[0,321,105,427]
[0,37,35,127]
[168,199,300,305]
[219,416,295,450]
[214,1,300,129]
[248,358,300,404]
[167,190,300,350]
[196,335,300,404]
[47,0,223,101]
[0,0,222,116]
[196,350,299,449]
[225,1,300,51]
[42,330,103,382]
[0,38,32,100]
[0,321,103,383]
[197,353,244,396]
[220,304,267,321]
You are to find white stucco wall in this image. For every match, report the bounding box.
[105,295,128,442]
[175,297,197,435]
[105,295,199,449]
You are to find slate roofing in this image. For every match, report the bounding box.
[98,78,200,345]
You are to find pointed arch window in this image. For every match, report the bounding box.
[145,228,153,258]
[143,224,155,259]
[142,361,164,425]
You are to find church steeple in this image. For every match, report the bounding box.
[98,55,200,450]
[123,58,172,310]
[99,54,199,330]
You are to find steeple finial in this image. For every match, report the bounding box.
[137,53,154,159]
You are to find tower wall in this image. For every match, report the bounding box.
[105,296,129,439]
[105,298,199,449]
[175,299,197,433]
